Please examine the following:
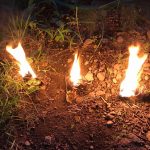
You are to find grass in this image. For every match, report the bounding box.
[8,14,31,41]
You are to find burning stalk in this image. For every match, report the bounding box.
[120,45,148,97]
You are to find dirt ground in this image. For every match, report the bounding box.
[0,1,150,150]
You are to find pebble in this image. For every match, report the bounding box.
[83,39,94,47]
[25,140,30,146]
[45,135,52,143]
[116,74,122,80]
[90,145,94,149]
[113,78,117,84]
[68,58,72,63]
[147,114,150,119]
[144,75,149,81]
[117,36,124,43]
[119,138,131,145]
[85,72,94,81]
[105,114,114,120]
[106,120,113,127]
[114,64,120,70]
[146,131,150,141]
[128,133,143,144]
[97,72,105,81]
[95,90,105,96]
[84,61,89,65]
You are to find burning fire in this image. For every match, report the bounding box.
[70,53,81,86]
[6,42,37,78]
[120,45,147,97]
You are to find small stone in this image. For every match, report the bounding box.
[147,30,150,40]
[96,90,105,96]
[128,133,143,144]
[114,64,120,70]
[94,59,98,63]
[84,61,89,65]
[111,88,116,94]
[147,114,150,119]
[146,131,150,141]
[116,74,122,80]
[75,116,81,123]
[90,145,94,149]
[68,58,72,63]
[106,120,113,127]
[85,72,94,81]
[117,36,124,43]
[119,138,131,145]
[109,111,116,115]
[144,75,149,81]
[97,72,105,81]
[89,67,92,71]
[113,78,117,84]
[45,135,52,144]
[76,97,83,103]
[83,39,94,47]
[105,114,114,120]
[25,141,30,146]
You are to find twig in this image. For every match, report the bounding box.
[75,6,83,44]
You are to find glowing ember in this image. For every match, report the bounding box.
[6,42,37,78]
[70,53,81,86]
[120,45,148,97]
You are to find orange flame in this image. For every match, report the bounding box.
[120,45,147,97]
[70,53,81,86]
[6,42,37,78]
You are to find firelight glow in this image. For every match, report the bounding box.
[120,45,147,97]
[70,53,81,86]
[6,42,37,78]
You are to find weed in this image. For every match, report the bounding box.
[8,14,31,41]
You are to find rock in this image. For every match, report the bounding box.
[106,120,113,127]
[85,72,94,81]
[97,72,105,81]
[25,141,30,146]
[147,30,150,40]
[45,136,52,144]
[113,78,117,84]
[117,36,124,43]
[146,131,150,141]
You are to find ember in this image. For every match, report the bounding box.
[6,42,37,78]
[120,45,148,97]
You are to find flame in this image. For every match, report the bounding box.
[6,42,37,78]
[70,53,81,86]
[120,45,147,97]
